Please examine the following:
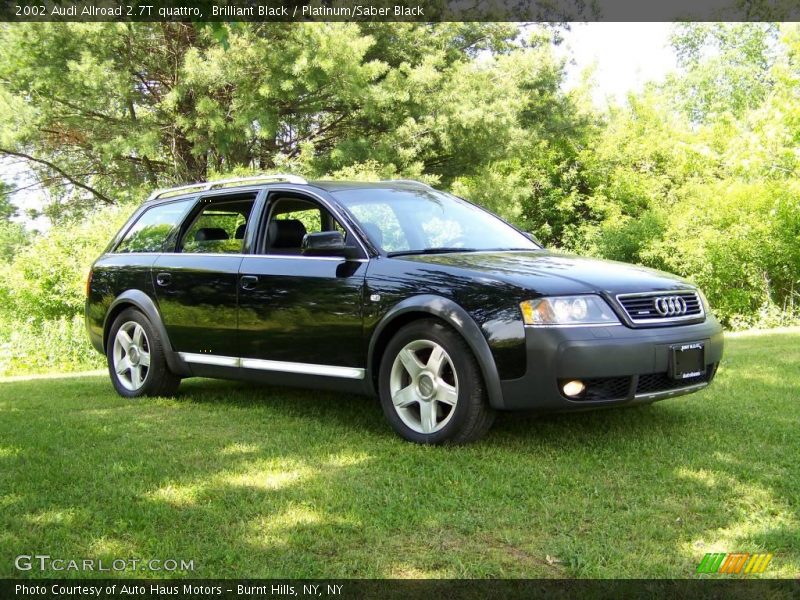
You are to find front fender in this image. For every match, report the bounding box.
[367,295,505,409]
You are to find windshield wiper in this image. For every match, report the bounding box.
[387,247,479,257]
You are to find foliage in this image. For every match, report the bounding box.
[668,23,780,122]
[1,204,130,322]
[0,22,525,218]
[0,180,16,220]
[0,314,103,375]
[0,220,27,262]
[570,24,800,326]
[643,182,799,325]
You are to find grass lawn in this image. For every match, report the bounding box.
[0,330,798,579]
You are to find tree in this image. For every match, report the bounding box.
[667,23,780,122]
[0,180,16,220]
[0,22,542,220]
[0,180,27,261]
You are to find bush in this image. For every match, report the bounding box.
[582,209,667,267]
[2,204,131,323]
[640,181,800,326]
[0,314,104,376]
[0,203,130,376]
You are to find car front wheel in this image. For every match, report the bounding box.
[107,308,180,398]
[379,319,495,444]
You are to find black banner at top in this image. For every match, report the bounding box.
[1,0,798,22]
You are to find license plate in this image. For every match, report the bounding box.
[670,342,705,380]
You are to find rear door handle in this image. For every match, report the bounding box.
[240,275,259,290]
[155,272,172,287]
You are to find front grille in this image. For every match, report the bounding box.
[635,364,717,396]
[616,290,703,325]
[560,376,632,401]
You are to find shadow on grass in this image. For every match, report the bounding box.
[0,332,797,578]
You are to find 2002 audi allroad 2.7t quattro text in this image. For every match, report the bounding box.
[86,175,724,444]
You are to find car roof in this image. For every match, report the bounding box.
[143,177,434,205]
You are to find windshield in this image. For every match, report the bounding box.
[332,188,540,255]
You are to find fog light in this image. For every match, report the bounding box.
[562,380,586,398]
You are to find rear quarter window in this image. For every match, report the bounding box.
[115,199,195,253]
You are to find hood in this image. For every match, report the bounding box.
[397,250,695,296]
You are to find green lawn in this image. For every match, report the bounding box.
[0,331,798,579]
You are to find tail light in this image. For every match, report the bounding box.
[86,269,93,297]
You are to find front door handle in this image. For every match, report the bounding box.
[240,275,259,290]
[156,272,172,287]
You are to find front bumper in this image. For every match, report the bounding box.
[498,316,724,410]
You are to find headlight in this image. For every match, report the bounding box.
[520,295,620,326]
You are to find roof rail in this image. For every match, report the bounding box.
[146,173,308,201]
[381,179,434,190]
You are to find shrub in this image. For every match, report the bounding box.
[2,204,131,323]
[0,314,104,376]
[641,181,800,326]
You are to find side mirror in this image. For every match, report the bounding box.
[524,232,543,246]
[302,231,358,258]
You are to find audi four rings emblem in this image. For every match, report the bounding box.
[654,295,688,316]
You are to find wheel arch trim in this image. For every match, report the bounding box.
[103,290,190,376]
[367,295,505,409]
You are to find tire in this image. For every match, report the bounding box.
[106,308,181,398]
[379,318,495,444]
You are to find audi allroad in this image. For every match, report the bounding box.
[86,175,724,444]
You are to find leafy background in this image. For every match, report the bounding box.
[0,22,798,376]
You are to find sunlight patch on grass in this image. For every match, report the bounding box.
[0,493,23,509]
[266,506,325,528]
[386,563,448,578]
[219,442,261,455]
[223,467,313,491]
[147,483,204,507]
[675,467,720,488]
[244,505,338,550]
[148,461,316,506]
[0,445,21,458]
[87,536,137,557]
[325,450,372,468]
[24,508,80,526]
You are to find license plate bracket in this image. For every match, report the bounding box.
[670,342,706,380]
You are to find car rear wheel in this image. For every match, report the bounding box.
[107,308,180,398]
[379,319,495,444]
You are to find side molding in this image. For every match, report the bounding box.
[104,290,191,376]
[368,295,506,409]
[179,352,366,380]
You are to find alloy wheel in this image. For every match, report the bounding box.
[112,321,151,391]
[389,339,459,434]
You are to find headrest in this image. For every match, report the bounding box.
[269,219,307,248]
[234,223,246,239]
[361,222,383,247]
[195,227,229,242]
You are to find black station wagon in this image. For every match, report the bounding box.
[86,175,724,444]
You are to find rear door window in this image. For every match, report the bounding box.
[115,199,195,253]
[178,196,255,254]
